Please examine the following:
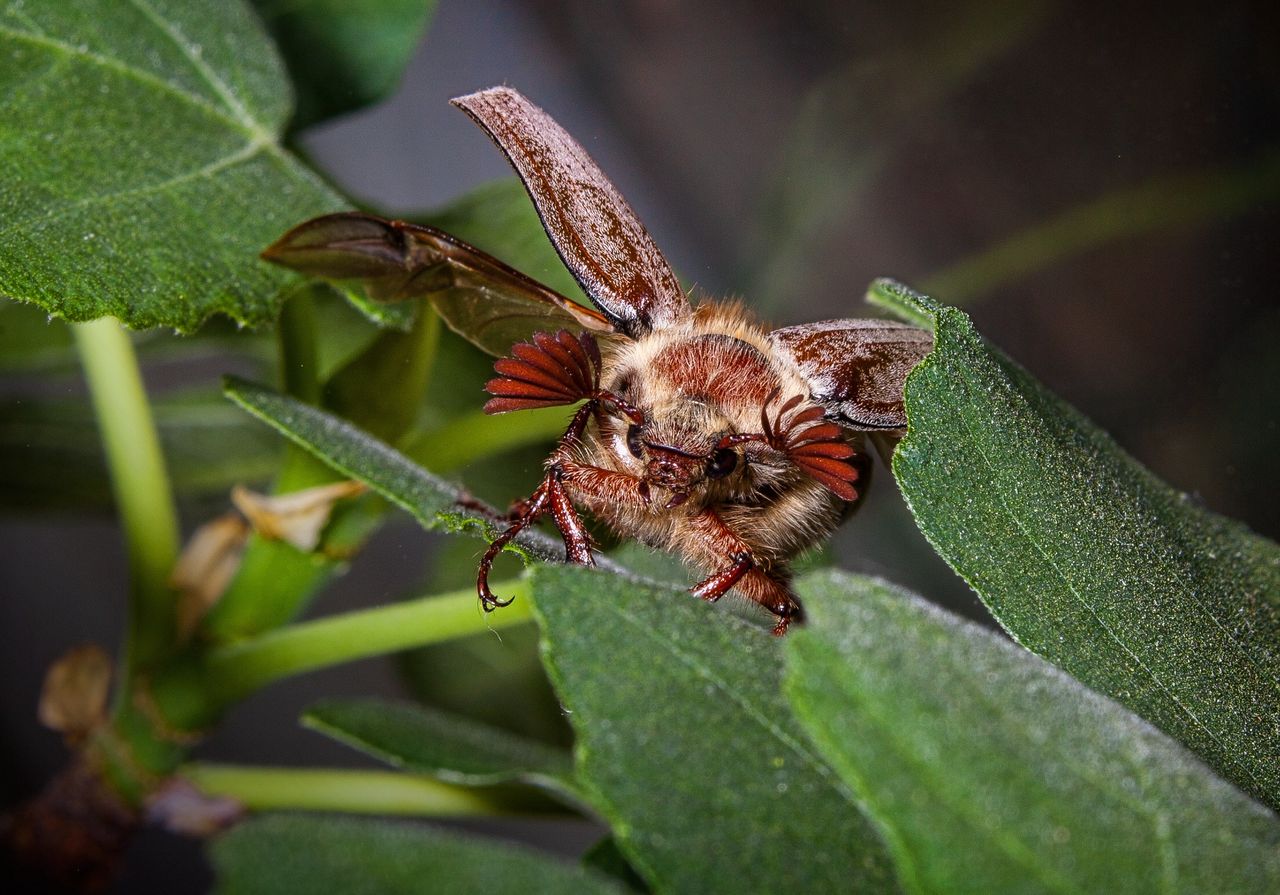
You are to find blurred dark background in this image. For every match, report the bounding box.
[3,0,1278,890]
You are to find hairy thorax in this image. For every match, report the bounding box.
[558,303,852,570]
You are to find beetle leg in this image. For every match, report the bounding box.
[691,552,753,602]
[476,477,552,610]
[475,466,596,611]
[477,400,603,610]
[685,509,806,635]
[546,469,594,566]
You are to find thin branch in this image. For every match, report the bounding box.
[182,764,512,816]
[73,317,180,672]
[201,579,533,705]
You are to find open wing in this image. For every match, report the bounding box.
[768,319,933,430]
[452,87,690,337]
[262,212,614,356]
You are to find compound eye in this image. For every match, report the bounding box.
[626,424,644,458]
[707,447,738,479]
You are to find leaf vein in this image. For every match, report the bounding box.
[124,0,270,141]
[0,23,256,141]
[0,139,269,242]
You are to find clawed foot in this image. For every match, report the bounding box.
[769,600,805,637]
[476,467,594,611]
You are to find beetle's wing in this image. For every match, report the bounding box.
[768,320,933,429]
[452,87,690,337]
[262,212,614,356]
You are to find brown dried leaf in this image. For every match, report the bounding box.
[231,480,366,551]
[171,513,251,640]
[37,644,112,741]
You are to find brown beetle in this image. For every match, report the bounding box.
[264,87,932,634]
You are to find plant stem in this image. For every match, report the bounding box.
[276,285,320,404]
[182,764,510,816]
[73,317,180,672]
[202,579,532,706]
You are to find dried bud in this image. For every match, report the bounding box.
[37,644,112,742]
[231,480,366,551]
[170,512,251,640]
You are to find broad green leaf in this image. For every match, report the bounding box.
[303,698,577,797]
[871,278,1280,809]
[211,814,627,895]
[786,571,1280,894]
[0,387,278,510]
[251,0,436,130]
[529,564,898,894]
[222,376,595,569]
[0,0,344,331]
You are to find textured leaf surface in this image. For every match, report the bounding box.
[251,0,435,129]
[529,564,898,894]
[303,698,576,795]
[0,0,343,330]
[871,278,1280,809]
[211,814,626,895]
[786,571,1280,894]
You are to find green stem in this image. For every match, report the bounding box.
[202,579,532,706]
[182,764,510,816]
[277,285,320,404]
[73,317,180,672]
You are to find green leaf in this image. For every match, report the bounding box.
[303,698,577,796]
[870,278,1280,810]
[210,814,627,895]
[0,0,344,331]
[251,0,436,130]
[785,571,1280,894]
[528,564,899,894]
[222,376,587,567]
